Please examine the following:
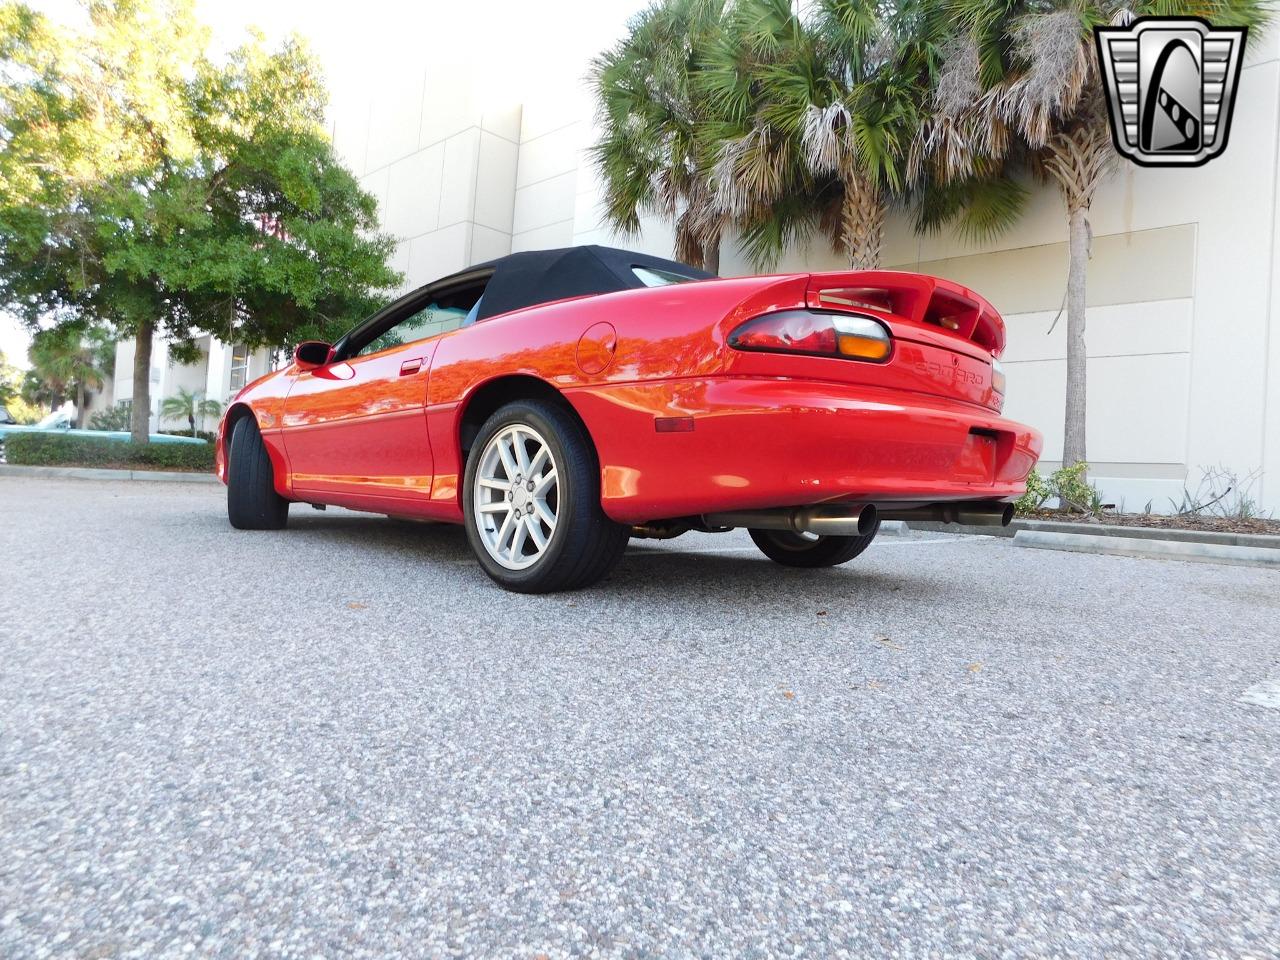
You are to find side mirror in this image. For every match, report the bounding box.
[294,340,333,370]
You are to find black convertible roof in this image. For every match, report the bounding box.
[466,245,715,321]
[336,246,715,360]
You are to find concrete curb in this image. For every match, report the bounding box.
[908,517,1280,550]
[0,464,218,484]
[1014,529,1280,569]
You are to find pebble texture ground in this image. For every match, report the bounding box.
[2,477,1278,958]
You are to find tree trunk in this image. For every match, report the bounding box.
[130,320,153,444]
[75,382,86,429]
[702,233,721,277]
[188,414,195,435]
[1042,118,1113,475]
[1062,205,1089,470]
[673,213,704,270]
[840,170,885,270]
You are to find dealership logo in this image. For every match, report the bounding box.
[1095,17,1247,167]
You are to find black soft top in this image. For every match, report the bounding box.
[335,246,714,360]
[466,245,714,321]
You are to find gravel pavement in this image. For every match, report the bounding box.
[2,476,1278,959]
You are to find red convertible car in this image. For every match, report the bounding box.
[216,245,1041,592]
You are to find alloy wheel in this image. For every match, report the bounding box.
[472,424,559,570]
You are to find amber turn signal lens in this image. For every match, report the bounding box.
[837,334,891,360]
[832,315,891,363]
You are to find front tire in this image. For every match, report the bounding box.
[227,416,289,530]
[748,522,879,568]
[463,399,627,593]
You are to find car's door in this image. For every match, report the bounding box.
[281,297,472,503]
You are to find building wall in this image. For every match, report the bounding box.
[328,61,523,295]
[113,336,272,433]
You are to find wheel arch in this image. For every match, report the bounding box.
[456,374,595,468]
[222,401,291,498]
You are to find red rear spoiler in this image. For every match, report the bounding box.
[804,270,1006,357]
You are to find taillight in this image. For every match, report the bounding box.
[728,310,891,362]
[991,357,1006,395]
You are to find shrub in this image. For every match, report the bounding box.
[89,402,132,431]
[5,433,215,472]
[1014,468,1051,514]
[1015,462,1107,515]
[1171,466,1269,520]
[160,428,217,442]
[1050,462,1095,512]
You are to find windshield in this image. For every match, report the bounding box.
[35,411,68,428]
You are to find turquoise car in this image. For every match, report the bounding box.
[0,410,204,462]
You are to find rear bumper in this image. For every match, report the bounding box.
[566,377,1043,525]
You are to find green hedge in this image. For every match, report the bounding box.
[160,429,218,442]
[4,433,215,472]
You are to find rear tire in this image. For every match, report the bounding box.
[748,522,879,568]
[463,399,627,593]
[227,416,289,530]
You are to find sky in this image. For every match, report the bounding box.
[3,0,648,368]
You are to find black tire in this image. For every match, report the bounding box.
[227,416,289,530]
[463,399,627,593]
[748,521,879,568]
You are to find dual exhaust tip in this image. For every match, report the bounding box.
[703,500,1013,537]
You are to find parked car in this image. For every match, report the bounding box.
[0,409,205,462]
[0,408,14,425]
[217,245,1042,593]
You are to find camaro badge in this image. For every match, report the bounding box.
[1095,17,1247,167]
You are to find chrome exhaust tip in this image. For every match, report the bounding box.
[701,503,878,537]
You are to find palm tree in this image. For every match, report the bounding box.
[160,386,222,436]
[27,327,109,427]
[591,0,728,272]
[917,0,1269,471]
[701,0,1025,270]
[702,0,931,269]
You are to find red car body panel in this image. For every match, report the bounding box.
[216,270,1043,525]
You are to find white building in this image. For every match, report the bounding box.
[114,4,1280,513]
[112,337,272,434]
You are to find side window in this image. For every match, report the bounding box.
[358,302,470,357]
[350,278,489,359]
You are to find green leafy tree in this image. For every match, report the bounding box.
[160,386,221,435]
[25,325,110,427]
[918,0,1269,471]
[0,347,19,408]
[591,0,728,272]
[0,1,399,442]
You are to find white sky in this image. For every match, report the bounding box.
[3,0,647,367]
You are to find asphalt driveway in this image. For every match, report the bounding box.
[1,476,1278,958]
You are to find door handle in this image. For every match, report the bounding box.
[399,358,424,376]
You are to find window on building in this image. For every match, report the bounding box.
[229,344,250,391]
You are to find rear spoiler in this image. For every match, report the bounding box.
[804,270,1006,357]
